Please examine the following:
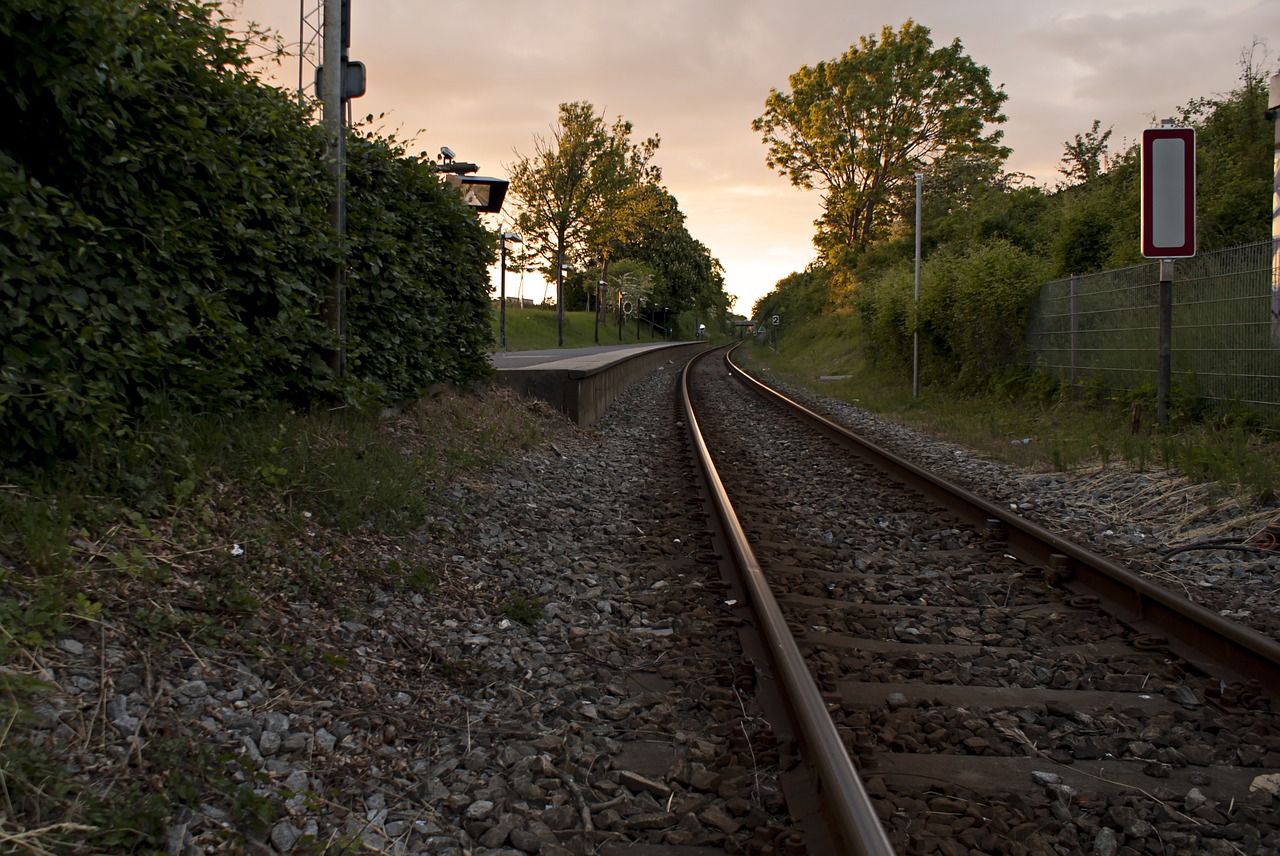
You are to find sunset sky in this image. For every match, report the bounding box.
[231,0,1278,315]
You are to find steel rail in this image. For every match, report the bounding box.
[725,346,1280,702]
[680,348,897,856]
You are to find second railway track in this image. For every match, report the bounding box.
[681,344,1280,856]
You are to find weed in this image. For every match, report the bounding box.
[743,317,1278,510]
[504,590,544,626]
[0,697,170,851]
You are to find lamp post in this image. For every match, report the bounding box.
[617,291,626,342]
[637,296,645,339]
[499,232,521,351]
[662,306,669,340]
[1269,71,1280,346]
[912,172,923,400]
[556,262,570,347]
[595,280,606,344]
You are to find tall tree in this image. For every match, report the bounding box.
[506,101,659,340]
[615,186,727,320]
[753,20,1009,258]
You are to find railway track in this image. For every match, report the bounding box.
[680,344,1280,856]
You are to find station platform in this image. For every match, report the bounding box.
[491,341,708,426]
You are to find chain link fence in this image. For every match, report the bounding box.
[1026,240,1280,418]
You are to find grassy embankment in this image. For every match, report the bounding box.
[741,310,1279,512]
[492,306,698,351]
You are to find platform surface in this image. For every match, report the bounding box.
[491,342,686,374]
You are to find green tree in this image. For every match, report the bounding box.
[753,19,1009,259]
[1176,47,1275,248]
[615,188,728,324]
[1058,119,1113,187]
[583,158,667,323]
[507,102,660,342]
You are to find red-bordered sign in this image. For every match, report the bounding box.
[1141,127,1196,258]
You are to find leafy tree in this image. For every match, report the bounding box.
[583,163,668,321]
[506,102,660,338]
[753,19,1009,258]
[1176,50,1274,248]
[615,189,728,324]
[1058,120,1113,187]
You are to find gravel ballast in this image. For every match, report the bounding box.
[12,353,1278,854]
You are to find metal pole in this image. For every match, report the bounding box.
[912,173,923,399]
[321,0,344,376]
[499,238,507,351]
[1270,72,1280,346]
[1157,259,1174,426]
[556,257,564,347]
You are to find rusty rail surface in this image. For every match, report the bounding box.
[680,347,897,856]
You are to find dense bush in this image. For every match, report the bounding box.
[854,239,1050,387]
[754,267,834,333]
[850,261,914,371]
[344,135,495,400]
[0,0,495,464]
[1,0,337,461]
[918,239,1050,385]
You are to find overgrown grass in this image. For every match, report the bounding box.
[0,386,555,850]
[744,313,1279,506]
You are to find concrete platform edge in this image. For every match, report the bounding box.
[494,342,709,426]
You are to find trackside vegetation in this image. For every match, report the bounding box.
[0,2,512,845]
[1,0,496,467]
[751,34,1278,501]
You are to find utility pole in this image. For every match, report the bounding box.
[321,0,345,375]
[1269,71,1280,346]
[912,173,922,400]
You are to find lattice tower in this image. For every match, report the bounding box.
[296,0,323,102]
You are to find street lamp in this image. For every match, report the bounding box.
[662,306,669,341]
[436,148,509,214]
[499,232,521,351]
[637,296,645,339]
[595,280,606,344]
[617,291,627,342]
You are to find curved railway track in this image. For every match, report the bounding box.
[679,344,1280,856]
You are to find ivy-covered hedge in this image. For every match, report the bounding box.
[0,0,495,464]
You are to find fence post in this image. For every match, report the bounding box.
[1157,260,1174,426]
[1069,274,1079,399]
[1269,72,1279,346]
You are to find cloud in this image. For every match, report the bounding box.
[235,0,1279,311]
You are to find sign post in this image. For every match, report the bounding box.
[1141,126,1196,259]
[1268,72,1280,346]
[1141,124,1196,426]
